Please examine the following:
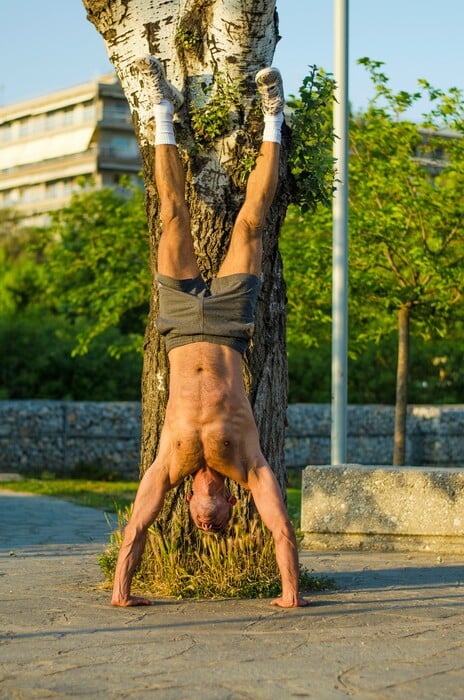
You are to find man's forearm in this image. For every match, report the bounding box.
[273,524,301,603]
[112,526,147,605]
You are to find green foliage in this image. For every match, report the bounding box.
[286,323,464,406]
[0,309,142,400]
[0,193,144,401]
[36,182,149,357]
[0,222,46,315]
[190,73,243,144]
[349,58,464,338]
[0,184,147,400]
[346,328,464,405]
[99,507,332,599]
[287,342,331,404]
[286,487,303,528]
[357,57,423,117]
[283,60,464,407]
[174,4,208,61]
[288,65,336,211]
[416,79,464,130]
[236,146,260,185]
[280,204,332,350]
[175,24,202,53]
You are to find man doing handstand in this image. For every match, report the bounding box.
[111,56,307,608]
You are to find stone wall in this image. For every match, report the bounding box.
[1,401,463,478]
[286,404,464,469]
[0,401,141,479]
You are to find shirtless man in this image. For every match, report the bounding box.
[111,56,307,609]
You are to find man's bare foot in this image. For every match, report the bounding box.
[111,595,154,607]
[271,596,309,608]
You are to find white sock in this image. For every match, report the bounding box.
[154,99,176,146]
[262,111,284,144]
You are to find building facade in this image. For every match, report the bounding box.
[0,75,142,223]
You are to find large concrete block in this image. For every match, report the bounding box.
[301,465,464,554]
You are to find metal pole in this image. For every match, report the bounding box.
[331,0,349,464]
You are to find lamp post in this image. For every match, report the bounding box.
[331,0,349,464]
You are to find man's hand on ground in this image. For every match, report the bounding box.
[271,596,309,608]
[111,596,154,607]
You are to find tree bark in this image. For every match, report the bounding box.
[82,0,290,526]
[393,304,410,466]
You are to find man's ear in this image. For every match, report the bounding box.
[186,492,193,503]
[227,495,237,506]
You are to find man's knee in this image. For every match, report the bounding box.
[235,206,265,241]
[160,197,189,234]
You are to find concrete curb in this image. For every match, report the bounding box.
[302,465,464,554]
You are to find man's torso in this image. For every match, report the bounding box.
[157,342,264,487]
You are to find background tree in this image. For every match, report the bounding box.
[280,60,464,464]
[350,59,464,465]
[38,182,149,358]
[0,190,145,402]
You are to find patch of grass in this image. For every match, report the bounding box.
[286,469,303,489]
[101,509,282,598]
[99,506,333,599]
[0,478,138,512]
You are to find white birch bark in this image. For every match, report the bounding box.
[84,0,277,146]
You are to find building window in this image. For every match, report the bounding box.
[62,179,76,196]
[62,106,75,126]
[22,184,44,203]
[46,181,60,199]
[4,189,20,204]
[45,111,59,131]
[82,101,96,122]
[19,118,29,138]
[102,135,139,159]
[0,122,12,142]
[103,99,132,125]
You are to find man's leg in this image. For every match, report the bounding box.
[155,142,200,279]
[217,67,284,278]
[136,56,200,280]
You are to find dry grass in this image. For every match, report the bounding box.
[99,506,334,599]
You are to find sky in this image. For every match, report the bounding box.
[0,0,463,122]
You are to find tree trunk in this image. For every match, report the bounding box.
[82,0,290,526]
[393,304,410,466]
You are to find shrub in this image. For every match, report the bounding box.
[0,310,142,400]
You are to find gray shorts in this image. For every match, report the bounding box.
[156,273,262,354]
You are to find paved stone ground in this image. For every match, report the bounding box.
[1,489,463,699]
